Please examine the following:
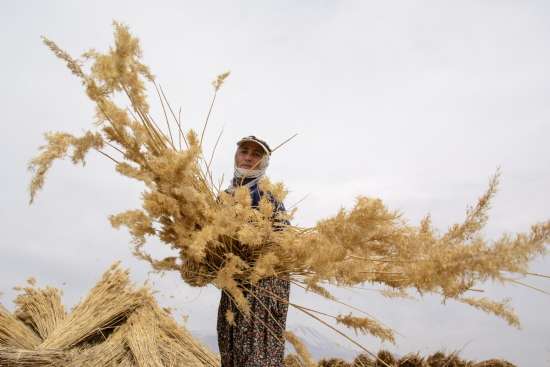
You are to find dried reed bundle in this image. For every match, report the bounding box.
[123,299,213,367]
[124,305,164,367]
[284,330,316,367]
[156,335,204,367]
[376,350,397,367]
[397,352,425,367]
[0,347,68,366]
[12,278,66,340]
[472,360,515,367]
[117,355,137,367]
[318,357,353,367]
[284,354,303,367]
[0,303,42,349]
[30,21,550,358]
[153,307,219,367]
[425,351,472,367]
[353,354,375,367]
[64,326,128,367]
[39,261,148,349]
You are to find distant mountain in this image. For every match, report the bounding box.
[191,324,359,361]
[191,329,220,354]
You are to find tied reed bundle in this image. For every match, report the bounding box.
[284,354,304,367]
[0,303,42,349]
[472,360,515,367]
[375,350,397,367]
[284,330,316,367]
[353,354,375,367]
[153,306,220,367]
[122,300,214,367]
[67,326,128,367]
[0,347,69,366]
[39,262,146,349]
[425,351,471,367]
[12,278,66,340]
[397,353,424,367]
[122,306,166,367]
[30,21,550,360]
[318,357,353,367]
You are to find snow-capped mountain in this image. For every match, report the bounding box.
[191,324,359,361]
[191,330,219,353]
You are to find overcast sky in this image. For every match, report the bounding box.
[1,1,550,366]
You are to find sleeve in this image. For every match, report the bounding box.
[272,199,291,228]
[251,184,290,228]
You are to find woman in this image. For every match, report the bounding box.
[217,135,291,367]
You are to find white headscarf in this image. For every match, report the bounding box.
[226,148,270,194]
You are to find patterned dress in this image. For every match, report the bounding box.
[217,277,291,367]
[217,182,291,366]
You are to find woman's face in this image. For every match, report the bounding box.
[236,141,265,170]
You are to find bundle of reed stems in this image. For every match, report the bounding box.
[0,263,219,367]
[39,262,148,349]
[0,303,42,350]
[28,21,550,361]
[0,348,69,366]
[12,279,66,341]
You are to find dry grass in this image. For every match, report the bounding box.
[0,303,42,349]
[12,279,65,341]
[376,349,397,367]
[284,330,316,367]
[397,352,425,367]
[353,353,376,367]
[425,351,472,367]
[154,304,219,367]
[124,306,164,367]
[29,21,550,361]
[318,357,353,367]
[472,360,516,367]
[0,348,69,366]
[66,325,128,367]
[39,262,147,349]
[285,354,304,367]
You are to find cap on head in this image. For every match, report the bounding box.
[237,135,271,155]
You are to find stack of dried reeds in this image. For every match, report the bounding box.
[0,262,219,367]
[29,21,550,360]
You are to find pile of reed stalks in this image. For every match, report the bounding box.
[0,262,219,367]
[29,21,550,358]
